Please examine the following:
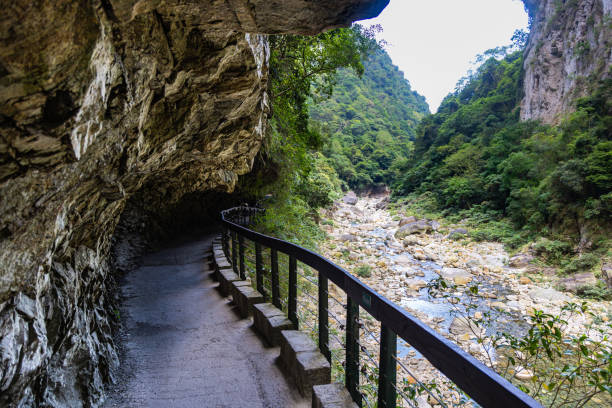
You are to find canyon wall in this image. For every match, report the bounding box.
[521,0,612,123]
[0,1,388,406]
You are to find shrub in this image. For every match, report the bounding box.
[427,279,612,407]
[532,238,573,264]
[562,252,600,274]
[354,264,372,278]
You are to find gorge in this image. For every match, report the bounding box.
[1,0,611,407]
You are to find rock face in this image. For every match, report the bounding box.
[521,0,612,123]
[0,1,388,406]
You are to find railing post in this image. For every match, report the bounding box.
[222,225,227,257]
[239,235,246,280]
[378,324,397,408]
[255,242,265,298]
[231,231,238,275]
[271,249,281,309]
[288,256,298,329]
[318,273,330,362]
[346,296,361,406]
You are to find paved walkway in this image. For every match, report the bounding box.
[104,234,308,407]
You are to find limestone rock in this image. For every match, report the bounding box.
[528,287,570,302]
[602,263,612,288]
[558,272,598,293]
[513,366,535,381]
[395,220,431,238]
[375,196,389,209]
[447,228,468,239]
[398,216,417,226]
[342,191,358,205]
[339,233,357,242]
[521,0,612,123]
[0,1,389,405]
[509,253,535,268]
[438,267,472,285]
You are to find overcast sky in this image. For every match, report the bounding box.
[362,0,529,112]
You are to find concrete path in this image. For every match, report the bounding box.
[104,234,308,407]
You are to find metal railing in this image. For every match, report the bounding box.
[220,206,541,408]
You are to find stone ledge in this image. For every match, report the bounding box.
[218,269,241,297]
[280,330,331,397]
[229,279,252,300]
[214,254,231,268]
[253,303,294,346]
[232,285,265,318]
[213,249,226,262]
[295,351,331,397]
[312,384,358,408]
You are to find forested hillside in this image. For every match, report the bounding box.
[394,49,611,287]
[310,48,429,191]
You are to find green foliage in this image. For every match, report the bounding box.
[354,264,372,278]
[576,282,612,301]
[532,238,573,264]
[393,46,612,248]
[243,26,380,247]
[562,253,599,274]
[310,47,429,191]
[428,279,612,407]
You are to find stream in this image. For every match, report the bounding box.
[316,193,611,405]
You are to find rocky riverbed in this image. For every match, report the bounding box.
[310,193,611,407]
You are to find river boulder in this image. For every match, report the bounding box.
[438,267,473,285]
[447,228,468,239]
[342,191,358,205]
[398,216,417,226]
[509,253,535,268]
[558,272,597,293]
[395,220,431,238]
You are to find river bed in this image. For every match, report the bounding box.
[313,194,611,407]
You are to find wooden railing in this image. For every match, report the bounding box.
[221,206,541,408]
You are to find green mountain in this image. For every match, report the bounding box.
[310,48,429,192]
[394,50,612,265]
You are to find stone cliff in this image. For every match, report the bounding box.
[521,0,612,123]
[0,1,388,406]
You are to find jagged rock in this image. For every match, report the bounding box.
[395,220,431,238]
[342,191,358,205]
[375,196,390,209]
[339,233,357,242]
[602,263,612,288]
[398,216,417,226]
[558,272,598,293]
[0,1,388,405]
[509,253,535,268]
[449,316,483,337]
[429,220,440,231]
[521,0,612,123]
[447,228,468,239]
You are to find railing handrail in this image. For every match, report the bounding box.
[221,206,541,408]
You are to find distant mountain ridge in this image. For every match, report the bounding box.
[310,47,429,191]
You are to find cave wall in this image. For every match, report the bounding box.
[521,0,612,123]
[0,1,389,406]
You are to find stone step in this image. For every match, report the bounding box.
[232,284,265,318]
[252,303,294,346]
[312,383,358,408]
[280,330,331,397]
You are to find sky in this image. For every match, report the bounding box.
[362,0,529,112]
